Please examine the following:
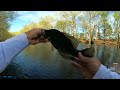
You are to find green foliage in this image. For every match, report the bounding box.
[0,11,17,30]
[56,11,80,37]
[0,11,17,41]
[55,20,70,33]
[78,11,99,43]
[19,16,54,34]
[6,11,119,43]
[113,11,120,43]
[19,11,115,42]
[113,12,120,21]
[105,24,113,40]
[38,16,54,29]
[98,11,109,40]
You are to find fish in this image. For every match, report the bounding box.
[42,29,95,59]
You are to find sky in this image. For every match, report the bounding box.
[9,11,115,33]
[9,11,56,32]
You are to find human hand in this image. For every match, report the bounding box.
[71,52,101,79]
[25,28,48,45]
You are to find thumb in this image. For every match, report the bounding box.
[77,52,84,60]
[77,52,89,63]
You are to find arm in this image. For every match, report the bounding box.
[0,33,29,73]
[0,28,48,73]
[93,64,120,79]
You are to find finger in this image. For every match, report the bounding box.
[72,57,81,64]
[77,52,90,64]
[74,57,80,61]
[71,61,82,70]
[36,39,40,44]
[71,62,92,79]
[72,56,89,66]
[39,38,49,43]
[40,36,47,40]
[39,30,45,36]
[35,28,45,36]
[29,40,37,45]
[72,55,88,65]
[71,62,87,72]
[40,40,48,43]
[77,52,84,60]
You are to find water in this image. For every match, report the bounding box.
[0,42,120,79]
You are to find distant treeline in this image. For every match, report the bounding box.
[1,11,120,46]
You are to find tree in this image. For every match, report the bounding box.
[56,11,81,37]
[93,13,102,40]
[38,20,53,29]
[55,20,71,33]
[105,24,113,40]
[0,11,17,30]
[19,16,54,33]
[37,16,54,29]
[98,11,109,41]
[79,11,99,44]
[0,11,17,41]
[19,25,31,33]
[113,11,120,44]
[55,20,66,32]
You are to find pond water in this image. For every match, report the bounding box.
[1,42,120,79]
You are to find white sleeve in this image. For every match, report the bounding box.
[92,64,120,79]
[0,33,29,73]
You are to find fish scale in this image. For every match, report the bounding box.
[42,29,95,59]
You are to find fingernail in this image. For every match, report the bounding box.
[78,52,82,57]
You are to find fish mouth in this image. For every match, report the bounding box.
[41,30,45,36]
[41,30,51,41]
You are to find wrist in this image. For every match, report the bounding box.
[25,32,30,45]
[91,63,101,78]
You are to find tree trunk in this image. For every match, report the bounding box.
[118,33,120,48]
[89,33,91,45]
[96,24,100,40]
[91,35,94,44]
[117,33,119,44]
[96,29,98,40]
[83,29,85,40]
[104,29,106,42]
[109,36,110,41]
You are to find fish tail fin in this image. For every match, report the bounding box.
[76,47,95,58]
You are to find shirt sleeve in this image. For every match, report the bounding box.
[0,33,29,73]
[92,64,120,79]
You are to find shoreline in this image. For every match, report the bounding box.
[79,39,119,46]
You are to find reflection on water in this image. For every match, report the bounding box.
[1,43,120,79]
